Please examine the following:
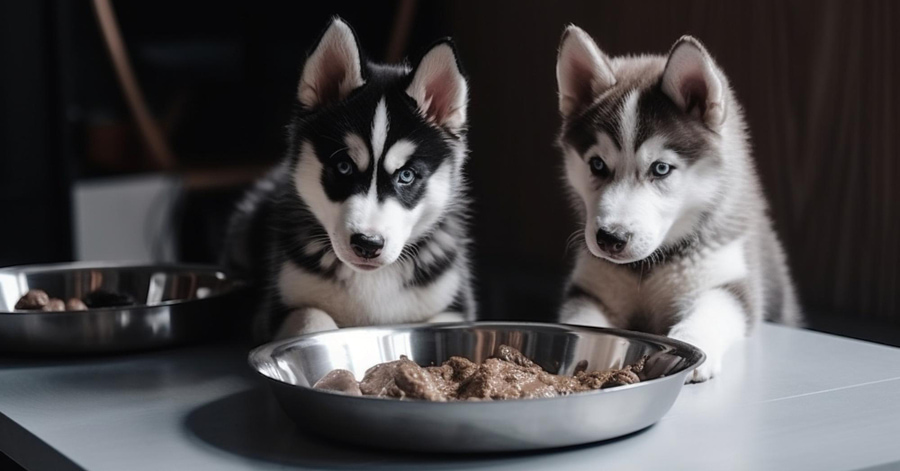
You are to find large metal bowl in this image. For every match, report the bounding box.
[249,322,705,453]
[0,262,246,353]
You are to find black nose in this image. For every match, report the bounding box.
[350,233,384,259]
[596,227,631,255]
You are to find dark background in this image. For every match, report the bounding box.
[1,1,898,344]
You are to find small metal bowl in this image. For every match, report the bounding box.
[249,322,704,452]
[0,262,246,353]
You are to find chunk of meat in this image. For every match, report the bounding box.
[15,290,50,310]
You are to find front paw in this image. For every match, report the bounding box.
[275,308,338,340]
[668,328,722,384]
[559,299,611,328]
[427,312,466,323]
[683,354,722,383]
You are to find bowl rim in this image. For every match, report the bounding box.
[248,321,706,405]
[0,261,246,315]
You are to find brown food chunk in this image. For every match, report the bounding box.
[42,298,66,312]
[15,289,50,310]
[393,360,449,401]
[66,298,88,311]
[494,344,537,368]
[358,359,405,397]
[358,356,451,401]
[315,345,650,401]
[457,357,558,400]
[313,369,362,396]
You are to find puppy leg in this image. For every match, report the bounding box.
[426,312,466,323]
[668,288,747,383]
[274,307,338,340]
[559,297,612,328]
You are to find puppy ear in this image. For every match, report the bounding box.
[298,18,365,109]
[661,36,726,128]
[406,40,468,132]
[556,25,616,118]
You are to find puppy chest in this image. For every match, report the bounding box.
[278,261,459,326]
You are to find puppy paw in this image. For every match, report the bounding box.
[427,312,466,323]
[668,327,723,384]
[275,308,338,340]
[559,299,611,328]
[683,355,722,383]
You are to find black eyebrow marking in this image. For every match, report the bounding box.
[634,85,715,163]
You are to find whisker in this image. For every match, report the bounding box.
[328,146,350,159]
[564,227,586,255]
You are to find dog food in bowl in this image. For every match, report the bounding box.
[14,288,136,312]
[314,344,647,401]
[14,290,51,310]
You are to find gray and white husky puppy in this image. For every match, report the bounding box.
[555,26,801,382]
[224,18,475,340]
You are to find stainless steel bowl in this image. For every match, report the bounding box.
[249,322,704,452]
[0,262,246,353]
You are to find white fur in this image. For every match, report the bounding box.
[559,297,612,328]
[277,255,461,329]
[275,307,339,340]
[564,238,749,320]
[371,98,389,163]
[619,90,640,152]
[427,312,466,323]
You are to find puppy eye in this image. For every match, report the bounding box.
[336,160,353,176]
[589,157,608,177]
[397,169,416,185]
[651,161,673,178]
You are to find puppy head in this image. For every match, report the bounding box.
[293,19,468,272]
[557,27,729,263]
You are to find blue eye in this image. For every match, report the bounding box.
[651,161,672,178]
[336,160,353,175]
[397,169,416,185]
[589,157,608,176]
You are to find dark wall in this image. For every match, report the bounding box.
[0,1,71,267]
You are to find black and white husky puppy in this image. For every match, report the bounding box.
[555,26,802,382]
[224,18,475,340]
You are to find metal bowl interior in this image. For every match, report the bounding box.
[0,262,247,353]
[250,322,704,452]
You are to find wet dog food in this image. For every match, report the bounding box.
[13,289,136,312]
[314,345,647,401]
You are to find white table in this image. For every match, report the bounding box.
[2,324,900,470]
